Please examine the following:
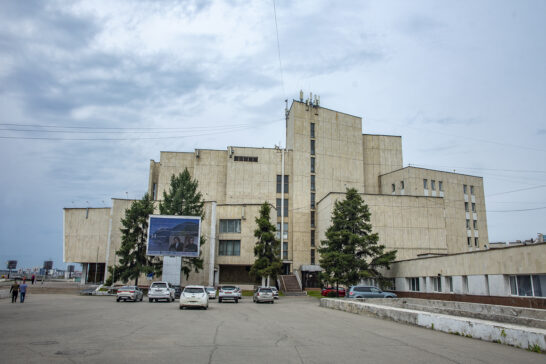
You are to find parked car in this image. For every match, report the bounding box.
[179,285,208,309]
[347,285,397,299]
[321,287,346,297]
[148,281,175,302]
[205,286,217,300]
[253,287,274,303]
[270,286,279,299]
[172,285,182,299]
[116,286,143,302]
[218,285,240,303]
[80,284,115,296]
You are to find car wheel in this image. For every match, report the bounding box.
[235,299,238,304]
[149,298,152,302]
[179,306,183,310]
[116,298,120,302]
[219,298,222,303]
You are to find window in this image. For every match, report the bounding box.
[463,184,467,194]
[234,156,258,162]
[470,185,475,195]
[467,237,471,246]
[283,242,288,260]
[276,198,288,217]
[401,181,405,190]
[465,202,469,212]
[391,184,395,193]
[310,123,315,138]
[219,219,241,234]
[462,276,468,294]
[466,219,470,229]
[152,183,157,200]
[423,179,428,189]
[219,240,240,256]
[311,230,315,247]
[310,140,315,155]
[474,237,479,247]
[310,249,315,265]
[311,192,316,209]
[409,277,420,291]
[310,211,315,227]
[473,220,478,230]
[509,275,546,297]
[276,175,289,193]
[439,181,443,191]
[431,180,436,190]
[446,277,453,293]
[311,175,315,191]
[276,222,288,240]
[310,157,315,173]
[432,276,442,292]
[472,203,476,212]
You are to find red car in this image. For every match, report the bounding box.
[321,287,346,297]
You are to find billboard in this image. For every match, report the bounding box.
[67,265,75,273]
[43,261,53,270]
[7,260,17,269]
[147,215,201,257]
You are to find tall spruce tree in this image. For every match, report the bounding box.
[159,168,205,279]
[107,193,161,286]
[250,202,282,286]
[319,188,397,294]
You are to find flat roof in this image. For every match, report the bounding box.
[362,133,402,138]
[380,166,483,179]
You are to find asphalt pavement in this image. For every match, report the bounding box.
[0,294,543,363]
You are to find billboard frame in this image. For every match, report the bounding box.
[146,215,201,258]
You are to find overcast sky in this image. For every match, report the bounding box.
[1,0,545,270]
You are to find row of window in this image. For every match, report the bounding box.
[276,175,289,194]
[465,202,476,212]
[423,179,443,191]
[467,237,479,247]
[466,219,478,230]
[310,122,316,264]
[463,184,475,195]
[234,156,258,162]
[407,275,545,297]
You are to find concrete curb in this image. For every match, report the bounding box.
[320,298,546,351]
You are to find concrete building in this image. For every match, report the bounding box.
[63,95,543,298]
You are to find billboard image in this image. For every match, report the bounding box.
[43,261,53,270]
[147,215,201,257]
[7,260,17,270]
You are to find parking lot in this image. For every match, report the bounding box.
[1,294,542,363]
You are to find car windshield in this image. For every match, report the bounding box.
[260,288,272,292]
[206,288,215,292]
[152,283,167,288]
[184,287,204,293]
[222,286,236,290]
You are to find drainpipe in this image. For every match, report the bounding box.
[280,148,285,262]
[209,202,217,287]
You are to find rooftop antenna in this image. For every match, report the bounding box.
[299,90,303,102]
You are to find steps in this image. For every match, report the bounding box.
[280,275,306,296]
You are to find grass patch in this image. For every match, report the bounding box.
[306,290,322,299]
[242,290,254,297]
[528,344,542,353]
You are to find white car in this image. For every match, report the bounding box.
[180,285,209,309]
[148,281,175,302]
[205,286,217,299]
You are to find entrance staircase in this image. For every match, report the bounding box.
[280,274,306,296]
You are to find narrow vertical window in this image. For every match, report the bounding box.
[152,183,157,200]
[310,211,315,227]
[391,184,395,193]
[474,237,479,247]
[467,237,471,246]
[283,242,288,259]
[465,202,469,212]
[311,231,315,247]
[310,249,315,265]
[310,157,315,173]
[310,123,315,138]
[466,219,470,229]
[470,185,475,195]
[311,193,315,209]
[431,180,436,190]
[400,181,404,190]
[439,181,443,191]
[423,179,428,189]
[310,140,315,155]
[284,175,289,193]
[473,220,478,230]
[311,175,315,191]
[276,175,282,193]
[472,203,476,212]
[463,185,467,194]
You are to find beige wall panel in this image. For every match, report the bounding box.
[64,208,110,263]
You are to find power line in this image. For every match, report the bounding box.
[487,184,546,197]
[0,125,257,134]
[488,206,546,212]
[272,0,285,98]
[410,163,546,174]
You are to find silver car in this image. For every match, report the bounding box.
[205,286,217,300]
[253,287,274,304]
[218,285,240,303]
[148,281,175,302]
[116,286,143,302]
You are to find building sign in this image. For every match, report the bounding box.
[6,260,17,269]
[146,215,201,257]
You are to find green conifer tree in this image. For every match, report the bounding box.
[158,168,205,279]
[250,202,282,286]
[106,193,161,286]
[319,188,397,295]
